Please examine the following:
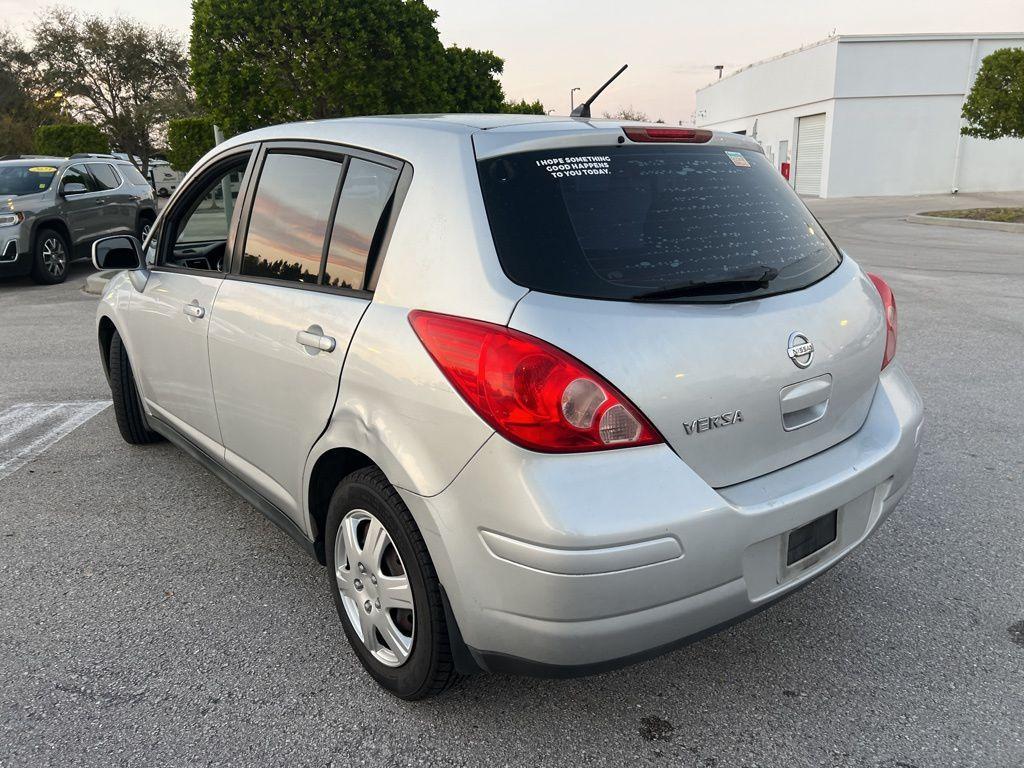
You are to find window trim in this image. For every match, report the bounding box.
[149,145,258,278]
[227,139,408,298]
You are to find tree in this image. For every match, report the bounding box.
[603,106,650,122]
[444,45,504,112]
[962,48,1024,140]
[31,8,192,176]
[0,27,60,155]
[191,0,545,131]
[192,0,449,134]
[501,99,546,115]
[34,124,108,156]
[166,116,215,171]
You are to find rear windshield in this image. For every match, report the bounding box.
[477,145,841,302]
[0,164,58,196]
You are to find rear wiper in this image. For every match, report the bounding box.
[632,267,778,301]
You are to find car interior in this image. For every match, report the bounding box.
[159,157,248,273]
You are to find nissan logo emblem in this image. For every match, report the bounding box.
[787,332,815,369]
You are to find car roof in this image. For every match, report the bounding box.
[213,114,761,169]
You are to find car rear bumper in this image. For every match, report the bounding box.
[400,362,923,675]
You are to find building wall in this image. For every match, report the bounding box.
[695,34,1024,198]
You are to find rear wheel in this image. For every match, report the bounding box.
[108,330,162,445]
[137,214,154,243]
[325,467,457,699]
[30,227,69,285]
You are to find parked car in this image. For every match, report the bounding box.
[92,116,923,699]
[0,154,157,284]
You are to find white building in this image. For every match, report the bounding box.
[694,33,1024,198]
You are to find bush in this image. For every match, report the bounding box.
[166,117,216,171]
[34,123,107,156]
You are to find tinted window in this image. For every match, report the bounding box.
[324,158,398,290]
[176,164,245,245]
[88,163,121,190]
[477,145,841,302]
[0,164,58,196]
[241,153,343,284]
[61,164,97,193]
[117,163,149,186]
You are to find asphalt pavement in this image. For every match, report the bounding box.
[0,192,1021,767]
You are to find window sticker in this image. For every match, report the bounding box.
[724,151,750,168]
[29,166,58,173]
[537,155,611,179]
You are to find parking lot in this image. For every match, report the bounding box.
[0,192,1022,767]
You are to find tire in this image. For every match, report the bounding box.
[30,227,70,285]
[108,330,162,445]
[325,467,457,699]
[137,215,154,243]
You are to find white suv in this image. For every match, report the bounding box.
[93,115,922,699]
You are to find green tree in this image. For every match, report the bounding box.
[166,116,215,171]
[444,45,504,112]
[34,123,108,156]
[191,0,545,131]
[0,27,62,155]
[500,98,546,115]
[31,8,192,176]
[192,0,449,134]
[962,47,1024,140]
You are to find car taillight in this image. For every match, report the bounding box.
[622,126,712,143]
[867,273,897,370]
[408,311,663,453]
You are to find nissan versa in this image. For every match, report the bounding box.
[92,115,922,699]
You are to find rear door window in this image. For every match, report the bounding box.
[324,158,398,290]
[477,145,841,302]
[87,163,121,190]
[241,153,343,284]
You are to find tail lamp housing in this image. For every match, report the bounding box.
[408,311,662,453]
[867,273,897,369]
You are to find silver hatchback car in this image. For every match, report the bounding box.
[93,115,922,699]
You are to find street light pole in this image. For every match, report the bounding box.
[570,87,581,113]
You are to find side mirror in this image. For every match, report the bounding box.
[92,235,143,270]
[61,182,89,196]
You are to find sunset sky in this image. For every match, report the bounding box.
[3,0,1022,124]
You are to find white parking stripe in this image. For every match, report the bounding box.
[0,401,111,482]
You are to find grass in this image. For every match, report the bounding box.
[920,207,1024,223]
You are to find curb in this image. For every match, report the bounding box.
[83,269,121,296]
[906,214,1024,233]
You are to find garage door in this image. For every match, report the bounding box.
[794,113,826,196]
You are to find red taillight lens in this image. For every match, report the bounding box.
[408,311,663,453]
[622,126,712,143]
[867,273,897,370]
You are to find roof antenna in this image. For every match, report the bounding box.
[570,64,628,119]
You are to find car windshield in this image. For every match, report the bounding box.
[477,144,842,302]
[0,164,59,196]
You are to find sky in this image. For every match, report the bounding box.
[3,0,1023,124]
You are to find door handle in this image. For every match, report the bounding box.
[183,302,205,319]
[296,328,336,353]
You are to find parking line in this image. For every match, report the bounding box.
[0,401,111,482]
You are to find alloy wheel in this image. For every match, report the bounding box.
[335,509,415,667]
[41,237,67,277]
[140,222,152,242]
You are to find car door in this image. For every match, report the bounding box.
[56,163,104,249]
[207,144,401,524]
[87,162,132,236]
[126,147,256,458]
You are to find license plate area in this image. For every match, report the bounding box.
[786,510,838,566]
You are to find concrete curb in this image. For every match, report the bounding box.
[906,213,1024,233]
[83,269,121,296]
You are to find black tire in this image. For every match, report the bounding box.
[326,467,458,699]
[108,330,162,445]
[30,226,70,285]
[137,214,155,243]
